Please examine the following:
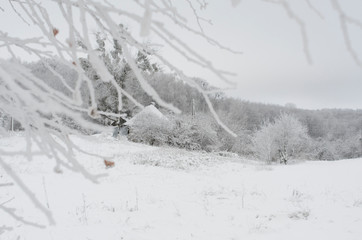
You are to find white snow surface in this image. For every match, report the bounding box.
[1,133,362,240]
[125,104,168,126]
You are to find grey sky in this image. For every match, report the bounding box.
[164,0,362,110]
[1,0,362,110]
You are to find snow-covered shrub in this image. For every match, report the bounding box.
[335,135,362,159]
[310,135,362,161]
[252,114,310,164]
[230,131,254,156]
[273,114,310,163]
[308,138,338,160]
[128,112,173,146]
[170,123,203,151]
[128,113,219,151]
[170,114,219,152]
[252,121,278,163]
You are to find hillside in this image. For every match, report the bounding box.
[1,133,362,240]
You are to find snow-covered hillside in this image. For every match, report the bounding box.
[1,134,362,240]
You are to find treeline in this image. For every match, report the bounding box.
[21,56,362,162]
[4,31,360,162]
[146,73,362,161]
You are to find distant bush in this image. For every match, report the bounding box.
[128,113,173,146]
[128,113,219,151]
[309,135,362,161]
[174,114,219,151]
[252,114,310,164]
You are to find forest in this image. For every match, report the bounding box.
[2,36,361,163]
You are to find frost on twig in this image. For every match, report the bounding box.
[8,0,30,26]
[0,59,108,224]
[185,0,213,34]
[1,0,240,227]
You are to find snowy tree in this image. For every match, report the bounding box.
[78,31,160,118]
[272,114,310,164]
[252,121,278,164]
[253,114,309,164]
[128,111,173,146]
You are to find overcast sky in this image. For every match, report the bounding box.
[1,0,362,110]
[163,0,362,110]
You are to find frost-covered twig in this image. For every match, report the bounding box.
[153,52,237,137]
[8,0,30,26]
[1,0,243,227]
[145,0,243,55]
[184,0,212,34]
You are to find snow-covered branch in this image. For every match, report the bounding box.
[0,0,242,227]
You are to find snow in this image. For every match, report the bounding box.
[1,133,362,240]
[125,104,168,126]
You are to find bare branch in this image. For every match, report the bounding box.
[305,0,324,19]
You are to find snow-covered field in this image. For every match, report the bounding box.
[1,133,362,240]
